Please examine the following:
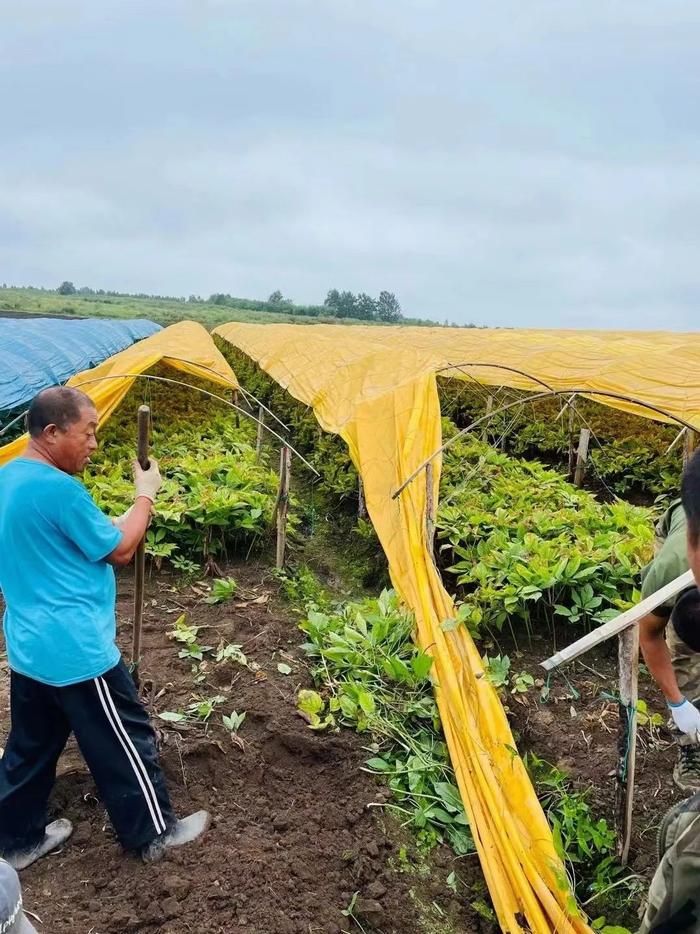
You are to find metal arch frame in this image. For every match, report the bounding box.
[392,378,697,500]
[1,372,319,477]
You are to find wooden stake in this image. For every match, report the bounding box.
[481,396,493,442]
[541,568,694,670]
[233,390,240,429]
[683,429,698,469]
[567,401,577,479]
[358,477,367,519]
[615,626,639,865]
[132,404,151,684]
[276,445,291,568]
[256,405,265,461]
[425,462,436,555]
[573,427,590,487]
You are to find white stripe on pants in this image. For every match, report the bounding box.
[93,676,166,835]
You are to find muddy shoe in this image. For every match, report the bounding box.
[141,810,210,863]
[2,819,73,871]
[673,744,700,792]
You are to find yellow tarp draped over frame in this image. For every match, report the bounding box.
[215,321,700,934]
[0,321,238,466]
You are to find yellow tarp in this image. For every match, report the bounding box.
[0,321,238,466]
[215,321,700,934]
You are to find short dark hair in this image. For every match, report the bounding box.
[682,447,700,548]
[26,387,95,438]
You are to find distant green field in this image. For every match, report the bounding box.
[0,287,439,329]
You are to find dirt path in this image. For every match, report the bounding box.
[0,562,487,934]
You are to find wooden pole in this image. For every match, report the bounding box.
[256,406,265,461]
[573,427,590,487]
[132,405,151,683]
[276,445,291,568]
[425,462,436,555]
[233,390,240,429]
[481,396,493,442]
[541,569,694,671]
[358,477,367,519]
[615,626,639,865]
[567,401,577,479]
[683,429,698,469]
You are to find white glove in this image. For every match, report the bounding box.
[133,457,162,503]
[668,698,700,740]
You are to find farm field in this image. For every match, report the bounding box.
[0,287,441,331]
[0,323,695,932]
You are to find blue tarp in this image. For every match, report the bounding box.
[0,317,162,411]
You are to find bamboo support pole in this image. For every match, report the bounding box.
[683,429,698,469]
[358,477,367,519]
[615,626,639,865]
[567,401,577,479]
[276,445,291,568]
[256,406,265,461]
[132,405,151,684]
[481,396,493,442]
[573,427,590,487]
[541,569,695,670]
[425,462,436,555]
[233,390,240,428]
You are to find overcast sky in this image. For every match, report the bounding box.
[2,2,699,328]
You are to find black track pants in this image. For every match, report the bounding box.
[0,659,175,853]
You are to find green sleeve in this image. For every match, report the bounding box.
[641,530,689,616]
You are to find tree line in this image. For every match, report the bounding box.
[51,282,475,327]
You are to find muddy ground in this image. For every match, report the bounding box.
[0,562,490,934]
[0,561,687,932]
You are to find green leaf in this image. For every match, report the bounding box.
[297,689,324,716]
[277,662,293,675]
[365,757,391,771]
[158,711,186,722]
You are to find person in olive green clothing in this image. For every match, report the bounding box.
[639,498,700,791]
[638,452,700,933]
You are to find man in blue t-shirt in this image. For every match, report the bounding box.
[0,387,209,869]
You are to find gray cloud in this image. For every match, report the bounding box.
[1,0,700,328]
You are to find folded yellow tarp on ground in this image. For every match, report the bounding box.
[0,321,238,466]
[215,322,700,934]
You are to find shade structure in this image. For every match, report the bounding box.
[213,320,700,934]
[0,320,238,465]
[0,317,161,412]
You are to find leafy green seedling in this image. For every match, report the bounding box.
[203,577,238,604]
[511,671,535,694]
[483,654,511,689]
[216,642,247,666]
[297,689,335,730]
[187,695,226,722]
[222,710,246,734]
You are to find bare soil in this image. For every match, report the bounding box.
[0,562,489,934]
[497,624,683,912]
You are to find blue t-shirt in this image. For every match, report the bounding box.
[0,458,123,686]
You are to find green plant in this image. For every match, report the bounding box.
[482,654,511,690]
[167,613,213,661]
[525,752,617,897]
[297,587,474,856]
[437,432,653,644]
[511,671,535,694]
[215,642,247,666]
[222,710,246,734]
[203,577,238,604]
[171,555,201,579]
[297,689,336,730]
